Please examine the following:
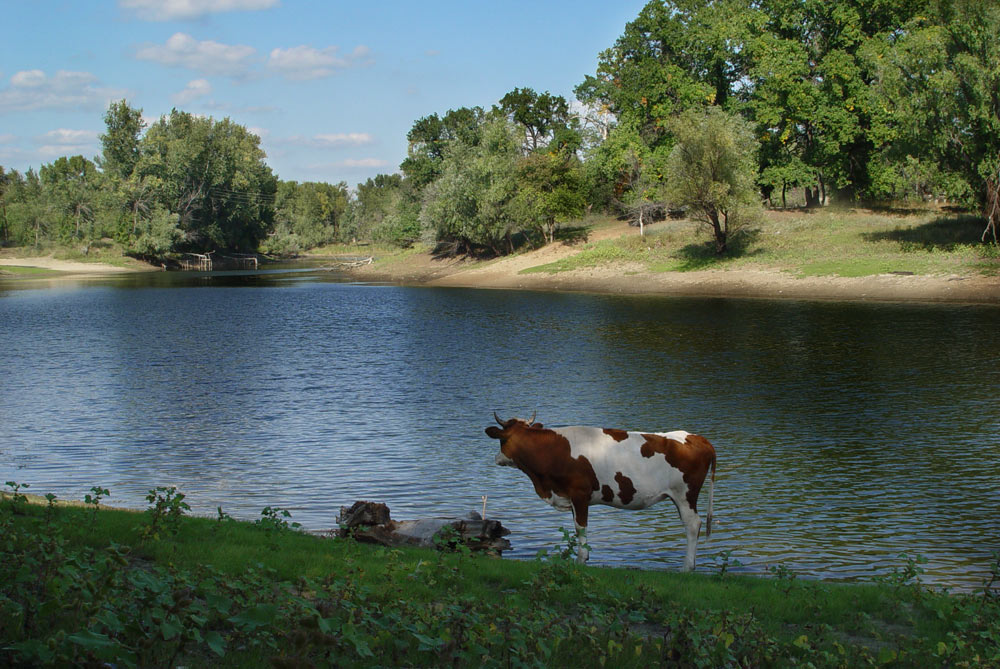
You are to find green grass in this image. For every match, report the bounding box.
[523,208,1000,278]
[0,264,57,275]
[3,488,998,667]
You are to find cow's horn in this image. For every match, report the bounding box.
[494,411,505,426]
[529,410,537,424]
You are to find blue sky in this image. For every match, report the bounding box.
[0,0,646,187]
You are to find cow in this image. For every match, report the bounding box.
[486,413,716,571]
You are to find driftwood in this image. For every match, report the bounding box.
[322,256,373,270]
[336,501,511,555]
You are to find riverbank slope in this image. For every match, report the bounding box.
[340,211,1000,304]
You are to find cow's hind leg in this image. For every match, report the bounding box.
[675,502,702,571]
[570,499,591,564]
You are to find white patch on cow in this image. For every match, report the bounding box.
[549,494,572,512]
[551,426,688,510]
[495,451,515,467]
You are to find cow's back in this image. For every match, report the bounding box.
[551,426,695,510]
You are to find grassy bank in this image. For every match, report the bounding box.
[522,208,1000,278]
[3,487,998,667]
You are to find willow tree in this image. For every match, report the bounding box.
[665,107,760,254]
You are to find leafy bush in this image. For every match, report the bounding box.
[3,483,999,667]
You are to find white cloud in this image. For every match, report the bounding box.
[34,128,101,159]
[172,78,212,104]
[136,33,257,78]
[339,158,388,168]
[282,133,375,148]
[268,44,372,80]
[40,128,99,145]
[314,133,373,147]
[120,0,279,21]
[11,70,47,87]
[0,70,126,113]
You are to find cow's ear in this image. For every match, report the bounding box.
[485,426,503,439]
[531,422,544,429]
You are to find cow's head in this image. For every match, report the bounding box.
[486,412,540,467]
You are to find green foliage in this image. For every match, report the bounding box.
[84,486,110,526]
[138,486,190,541]
[137,110,277,252]
[99,99,145,182]
[872,0,1000,231]
[420,115,523,255]
[665,107,762,253]
[497,87,580,154]
[261,179,351,254]
[576,0,752,149]
[514,151,586,244]
[3,490,1000,667]
[400,107,486,190]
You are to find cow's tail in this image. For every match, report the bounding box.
[705,453,716,539]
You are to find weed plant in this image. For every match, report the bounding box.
[2,481,999,667]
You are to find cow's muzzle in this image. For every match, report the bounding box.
[495,452,514,467]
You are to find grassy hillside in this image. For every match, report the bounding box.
[524,208,1000,278]
[2,488,998,667]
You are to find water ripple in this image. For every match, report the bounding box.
[1,274,999,590]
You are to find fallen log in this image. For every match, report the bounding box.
[336,500,511,556]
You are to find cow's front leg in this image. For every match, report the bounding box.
[571,499,590,564]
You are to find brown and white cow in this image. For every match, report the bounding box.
[486,413,716,570]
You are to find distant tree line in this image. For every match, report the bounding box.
[1,0,997,258]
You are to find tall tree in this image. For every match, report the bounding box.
[873,0,1000,239]
[749,0,925,205]
[420,116,522,255]
[137,110,277,252]
[100,100,146,181]
[497,88,578,154]
[40,155,100,241]
[576,0,756,149]
[400,107,485,189]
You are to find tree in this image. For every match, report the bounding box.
[665,108,761,254]
[420,116,522,255]
[748,0,924,205]
[514,152,586,244]
[137,110,277,252]
[0,166,12,244]
[576,0,756,150]
[873,0,1000,240]
[40,155,100,241]
[100,100,146,182]
[271,179,350,252]
[497,88,578,154]
[400,107,485,189]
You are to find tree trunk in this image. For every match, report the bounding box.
[984,174,999,244]
[805,186,820,208]
[709,210,726,254]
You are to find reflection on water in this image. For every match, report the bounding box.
[2,267,999,590]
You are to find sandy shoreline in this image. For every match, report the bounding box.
[3,239,998,305]
[341,220,1000,305]
[0,255,150,275]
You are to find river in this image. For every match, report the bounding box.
[2,267,998,590]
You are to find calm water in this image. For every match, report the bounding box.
[2,268,999,590]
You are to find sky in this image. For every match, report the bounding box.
[0,0,647,188]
